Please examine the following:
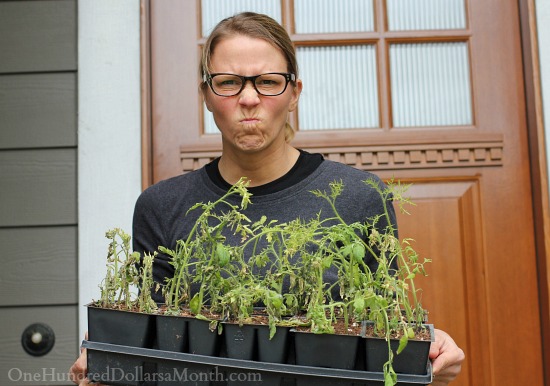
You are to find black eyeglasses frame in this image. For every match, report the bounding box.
[204,72,296,97]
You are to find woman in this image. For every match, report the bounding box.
[71,12,464,386]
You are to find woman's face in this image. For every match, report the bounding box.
[203,35,302,154]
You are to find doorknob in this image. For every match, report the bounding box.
[21,323,55,356]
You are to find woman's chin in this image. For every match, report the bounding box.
[235,139,266,152]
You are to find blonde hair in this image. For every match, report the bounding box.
[200,12,298,142]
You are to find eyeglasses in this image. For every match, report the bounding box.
[204,72,296,97]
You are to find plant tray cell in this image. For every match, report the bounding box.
[87,304,155,348]
[83,340,433,386]
[364,323,435,375]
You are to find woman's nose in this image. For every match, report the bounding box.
[238,81,261,105]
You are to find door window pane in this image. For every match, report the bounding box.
[201,0,281,37]
[390,42,472,127]
[387,0,466,31]
[297,45,379,130]
[294,0,375,33]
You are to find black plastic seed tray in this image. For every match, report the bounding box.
[83,340,433,386]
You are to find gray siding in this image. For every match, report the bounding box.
[0,149,77,226]
[0,74,77,149]
[0,0,78,384]
[0,0,77,73]
[0,227,77,306]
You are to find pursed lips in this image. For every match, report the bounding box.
[240,117,260,124]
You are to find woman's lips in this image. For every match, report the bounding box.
[241,118,260,124]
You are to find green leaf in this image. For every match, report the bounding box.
[384,372,395,386]
[353,297,365,313]
[216,243,230,267]
[397,334,409,355]
[352,243,366,262]
[269,292,283,308]
[384,363,398,386]
[341,244,353,257]
[322,256,333,269]
[189,293,201,314]
[269,322,276,339]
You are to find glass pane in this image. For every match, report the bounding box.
[201,0,281,37]
[294,0,374,33]
[387,0,466,31]
[297,45,379,130]
[390,42,472,127]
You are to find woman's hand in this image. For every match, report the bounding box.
[429,329,465,385]
[69,332,107,386]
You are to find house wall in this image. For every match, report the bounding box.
[77,0,142,340]
[0,0,79,384]
[537,0,550,187]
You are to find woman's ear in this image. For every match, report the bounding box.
[288,79,303,112]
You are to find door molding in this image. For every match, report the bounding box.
[180,140,504,174]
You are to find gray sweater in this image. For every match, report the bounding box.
[132,159,397,303]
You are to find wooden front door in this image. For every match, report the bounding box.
[143,1,545,385]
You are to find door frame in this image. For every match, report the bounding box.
[519,0,550,380]
[139,0,550,382]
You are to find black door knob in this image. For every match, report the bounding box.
[21,323,55,356]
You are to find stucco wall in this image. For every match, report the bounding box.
[78,0,142,339]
